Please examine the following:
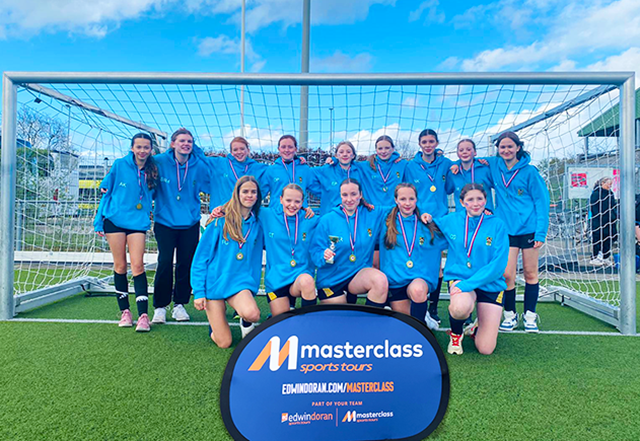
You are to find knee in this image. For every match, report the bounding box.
[475,341,496,355]
[243,307,261,324]
[408,286,427,303]
[113,263,127,274]
[523,269,538,283]
[299,275,315,292]
[214,333,233,349]
[448,302,471,320]
[373,273,389,291]
[130,264,145,277]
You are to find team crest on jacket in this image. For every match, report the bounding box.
[441,175,446,181]
[367,229,372,237]
[396,171,400,178]
[302,232,307,241]
[269,232,275,238]
[331,181,338,186]
[486,237,492,246]
[299,176,303,183]
[449,234,456,240]
[419,236,425,245]
[517,189,524,196]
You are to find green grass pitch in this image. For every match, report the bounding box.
[1,284,639,440]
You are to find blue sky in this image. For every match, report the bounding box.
[0,0,637,157]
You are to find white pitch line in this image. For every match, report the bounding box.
[6,318,637,336]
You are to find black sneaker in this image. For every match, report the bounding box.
[463,313,474,328]
[428,308,441,324]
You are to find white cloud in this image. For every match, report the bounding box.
[586,47,640,81]
[458,0,640,71]
[312,51,374,73]
[221,125,284,151]
[549,59,577,72]
[250,60,267,73]
[197,35,260,60]
[408,0,445,24]
[401,96,419,107]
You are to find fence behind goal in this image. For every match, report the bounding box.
[1,72,636,334]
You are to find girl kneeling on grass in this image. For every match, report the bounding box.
[191,176,263,348]
[423,183,509,355]
[94,133,158,332]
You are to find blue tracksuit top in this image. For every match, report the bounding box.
[310,205,387,288]
[434,210,509,293]
[191,214,263,300]
[259,205,319,293]
[307,161,366,215]
[379,210,448,292]
[358,152,408,207]
[209,155,268,208]
[485,155,550,242]
[153,149,210,229]
[94,152,154,232]
[445,159,495,212]
[404,152,453,218]
[261,158,316,207]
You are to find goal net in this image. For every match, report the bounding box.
[1,73,635,330]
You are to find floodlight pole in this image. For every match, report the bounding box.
[299,0,310,151]
[240,0,246,137]
[618,76,636,335]
[0,75,17,320]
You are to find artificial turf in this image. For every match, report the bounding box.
[2,288,640,440]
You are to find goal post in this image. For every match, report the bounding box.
[0,71,636,335]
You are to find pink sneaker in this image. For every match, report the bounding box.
[119,309,133,328]
[135,313,151,332]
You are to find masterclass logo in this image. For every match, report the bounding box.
[248,335,424,372]
[342,410,394,423]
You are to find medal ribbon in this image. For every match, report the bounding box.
[418,164,435,182]
[462,162,475,183]
[397,212,417,259]
[175,157,189,192]
[282,158,296,184]
[228,158,248,182]
[501,169,519,189]
[376,162,392,186]
[341,206,359,255]
[464,213,485,260]
[136,166,146,202]
[238,213,253,250]
[283,212,299,260]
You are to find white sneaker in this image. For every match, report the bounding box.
[589,257,604,266]
[523,310,540,333]
[499,310,518,332]
[151,307,167,324]
[424,310,440,331]
[447,331,464,355]
[172,304,190,322]
[240,321,255,339]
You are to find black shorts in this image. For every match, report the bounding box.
[508,232,535,249]
[317,275,356,301]
[387,285,409,303]
[475,288,504,306]
[103,218,146,235]
[266,284,293,304]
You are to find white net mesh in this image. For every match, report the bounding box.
[7,79,633,314]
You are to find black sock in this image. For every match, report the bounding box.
[429,277,443,312]
[449,316,465,335]
[410,301,428,323]
[301,298,316,307]
[365,298,385,308]
[346,293,358,304]
[524,283,539,313]
[504,288,517,313]
[241,319,253,327]
[133,273,148,316]
[114,272,130,311]
[289,296,297,308]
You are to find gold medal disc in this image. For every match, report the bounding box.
[430,185,436,192]
[236,252,244,260]
[406,260,414,268]
[136,203,142,210]
[349,254,356,262]
[290,259,297,267]
[466,261,472,268]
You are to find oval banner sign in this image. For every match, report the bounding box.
[220,305,449,441]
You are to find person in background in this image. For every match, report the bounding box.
[589,177,617,266]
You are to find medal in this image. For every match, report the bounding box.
[501,169,520,190]
[462,161,475,184]
[175,155,189,201]
[430,185,436,192]
[236,214,253,261]
[228,157,248,182]
[376,161,392,192]
[398,212,418,269]
[419,163,436,192]
[341,206,359,265]
[383,187,387,192]
[464,213,485,267]
[136,164,146,210]
[136,203,142,210]
[283,211,299,268]
[282,158,296,184]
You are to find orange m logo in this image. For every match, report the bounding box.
[248,336,299,371]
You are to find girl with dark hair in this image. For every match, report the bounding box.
[150,128,211,324]
[404,129,453,326]
[260,184,319,316]
[446,139,495,212]
[94,133,159,332]
[191,176,264,347]
[359,135,408,207]
[379,183,445,329]
[309,179,389,306]
[423,183,509,355]
[483,131,549,333]
[308,141,365,215]
[589,177,617,266]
